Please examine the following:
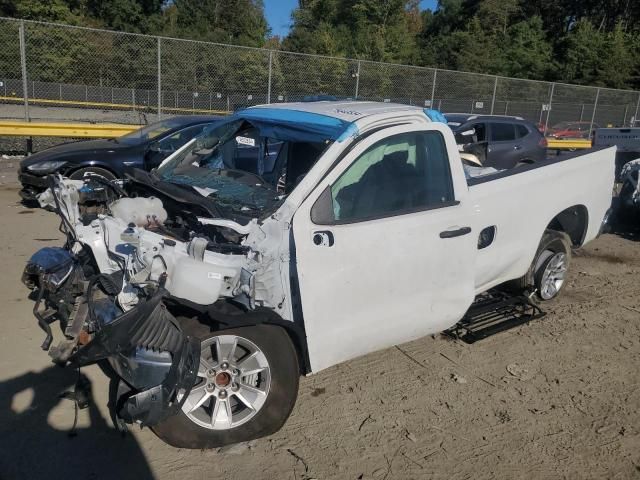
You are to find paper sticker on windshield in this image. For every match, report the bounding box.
[236,136,255,147]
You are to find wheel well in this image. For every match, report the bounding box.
[168,299,311,375]
[546,205,589,246]
[66,164,118,179]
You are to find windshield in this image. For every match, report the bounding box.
[117,118,191,145]
[156,119,329,214]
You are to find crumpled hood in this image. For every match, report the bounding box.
[20,139,130,169]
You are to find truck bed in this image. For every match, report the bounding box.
[465,146,616,294]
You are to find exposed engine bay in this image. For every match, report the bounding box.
[23,172,295,427]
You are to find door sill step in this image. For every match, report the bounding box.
[444,290,545,344]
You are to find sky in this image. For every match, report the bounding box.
[264,0,439,38]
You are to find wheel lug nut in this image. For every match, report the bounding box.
[208,369,216,376]
[232,369,240,376]
[206,383,214,389]
[219,390,227,398]
[221,362,229,369]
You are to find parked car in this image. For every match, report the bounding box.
[546,121,598,139]
[24,101,614,449]
[19,115,222,202]
[445,114,547,169]
[593,126,640,216]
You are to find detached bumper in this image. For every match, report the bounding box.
[18,171,48,201]
[69,294,200,426]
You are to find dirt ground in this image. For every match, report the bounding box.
[0,177,639,480]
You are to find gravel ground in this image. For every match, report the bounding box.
[0,181,638,480]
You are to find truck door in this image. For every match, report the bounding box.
[291,124,477,372]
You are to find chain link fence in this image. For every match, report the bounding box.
[1,16,640,134]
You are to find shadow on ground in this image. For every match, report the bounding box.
[0,366,155,480]
[609,206,640,242]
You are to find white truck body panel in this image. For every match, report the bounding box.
[469,147,615,293]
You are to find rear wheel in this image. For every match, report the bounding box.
[152,321,299,449]
[506,229,571,302]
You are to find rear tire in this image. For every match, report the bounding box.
[152,320,299,449]
[505,229,571,302]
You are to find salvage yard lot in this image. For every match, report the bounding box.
[0,179,638,479]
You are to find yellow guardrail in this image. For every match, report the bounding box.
[0,120,139,138]
[0,95,230,115]
[546,138,592,150]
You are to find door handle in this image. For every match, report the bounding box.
[514,145,522,150]
[312,230,334,247]
[439,227,471,239]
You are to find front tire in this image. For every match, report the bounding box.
[152,321,299,449]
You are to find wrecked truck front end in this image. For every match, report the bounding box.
[22,221,202,426]
[22,172,285,429]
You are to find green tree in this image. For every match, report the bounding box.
[500,17,552,80]
[558,20,636,88]
[164,0,269,47]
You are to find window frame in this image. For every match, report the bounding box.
[311,129,459,226]
[515,124,530,139]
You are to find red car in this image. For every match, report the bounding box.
[546,121,599,139]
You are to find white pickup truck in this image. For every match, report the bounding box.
[24,101,615,449]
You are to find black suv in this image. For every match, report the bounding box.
[445,114,548,169]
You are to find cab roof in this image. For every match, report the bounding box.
[235,101,427,143]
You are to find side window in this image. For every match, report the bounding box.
[329,131,454,223]
[515,124,529,138]
[490,123,516,142]
[157,124,206,151]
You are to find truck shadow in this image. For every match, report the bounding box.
[0,366,155,480]
[608,213,640,242]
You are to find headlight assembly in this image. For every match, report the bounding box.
[27,160,67,173]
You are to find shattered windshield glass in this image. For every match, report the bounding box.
[155,119,328,215]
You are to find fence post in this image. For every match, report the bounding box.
[633,93,640,127]
[18,20,29,122]
[267,50,273,104]
[579,104,584,121]
[430,68,437,107]
[544,83,555,133]
[354,60,361,99]
[157,37,162,119]
[490,76,498,114]
[589,88,600,132]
